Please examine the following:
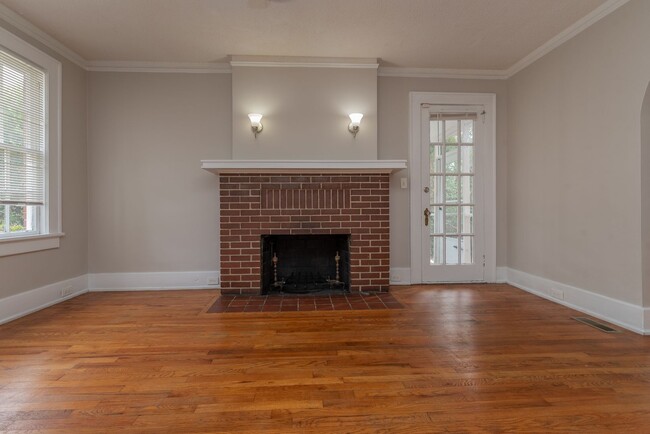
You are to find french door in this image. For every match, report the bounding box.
[419,105,486,282]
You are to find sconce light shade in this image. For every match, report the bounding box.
[248,113,263,138]
[348,113,363,138]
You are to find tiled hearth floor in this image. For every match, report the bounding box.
[207,292,403,313]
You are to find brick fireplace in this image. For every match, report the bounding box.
[219,173,391,295]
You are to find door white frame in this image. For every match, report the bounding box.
[409,92,497,284]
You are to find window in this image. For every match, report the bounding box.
[0,26,61,257]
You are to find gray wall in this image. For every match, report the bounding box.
[87,72,231,273]
[0,19,88,299]
[232,65,378,160]
[85,72,508,274]
[378,76,508,268]
[507,0,650,305]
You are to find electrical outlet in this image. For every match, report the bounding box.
[207,276,220,286]
[59,286,74,297]
[390,273,402,282]
[549,288,564,300]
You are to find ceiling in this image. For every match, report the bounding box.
[0,0,608,70]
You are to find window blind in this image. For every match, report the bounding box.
[0,47,45,206]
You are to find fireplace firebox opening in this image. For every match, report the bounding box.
[261,234,351,294]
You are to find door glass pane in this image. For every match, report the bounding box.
[445,120,458,144]
[445,145,458,173]
[445,206,458,233]
[461,119,474,143]
[430,144,443,173]
[460,146,473,173]
[460,236,473,264]
[445,176,459,203]
[460,176,473,204]
[427,115,479,270]
[430,120,442,143]
[430,206,444,235]
[461,206,473,234]
[431,236,443,264]
[446,236,459,265]
[431,176,444,204]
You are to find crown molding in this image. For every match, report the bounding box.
[86,61,232,73]
[230,55,378,69]
[0,4,87,68]
[505,0,631,78]
[378,67,507,80]
[230,61,378,69]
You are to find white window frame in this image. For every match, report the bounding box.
[0,26,62,257]
[409,92,497,283]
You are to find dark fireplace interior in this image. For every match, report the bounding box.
[261,234,351,294]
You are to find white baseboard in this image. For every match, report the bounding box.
[0,274,88,325]
[3,268,647,335]
[505,267,647,335]
[0,270,220,326]
[88,270,221,292]
[390,267,412,285]
[495,266,508,283]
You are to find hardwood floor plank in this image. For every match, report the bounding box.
[0,285,649,431]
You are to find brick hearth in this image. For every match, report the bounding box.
[219,173,390,295]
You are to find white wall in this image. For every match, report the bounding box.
[87,73,231,273]
[507,0,650,305]
[232,65,377,160]
[378,76,508,268]
[0,19,88,299]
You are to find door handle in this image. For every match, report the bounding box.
[424,208,430,226]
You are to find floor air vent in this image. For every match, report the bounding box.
[572,317,621,333]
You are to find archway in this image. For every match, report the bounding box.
[642,82,650,307]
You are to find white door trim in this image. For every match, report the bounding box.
[409,92,496,284]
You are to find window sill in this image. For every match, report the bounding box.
[0,233,64,257]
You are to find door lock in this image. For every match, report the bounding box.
[424,208,430,226]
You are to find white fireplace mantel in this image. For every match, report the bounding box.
[201,160,407,174]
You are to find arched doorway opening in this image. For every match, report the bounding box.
[642,82,650,307]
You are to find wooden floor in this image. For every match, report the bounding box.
[1,285,649,433]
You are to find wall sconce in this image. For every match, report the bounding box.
[248,113,263,138]
[348,113,363,138]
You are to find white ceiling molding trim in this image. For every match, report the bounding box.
[86,61,232,74]
[230,55,378,69]
[230,61,378,69]
[378,67,508,80]
[505,0,631,78]
[0,4,87,68]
